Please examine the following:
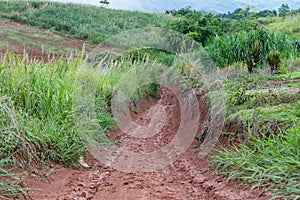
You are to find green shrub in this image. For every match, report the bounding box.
[267,51,281,74]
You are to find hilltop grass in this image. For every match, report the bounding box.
[264,14,300,41]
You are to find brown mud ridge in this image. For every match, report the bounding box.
[18,88,270,200]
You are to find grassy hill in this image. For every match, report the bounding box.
[0,1,170,44]
[263,12,300,40]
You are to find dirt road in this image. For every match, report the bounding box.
[21,89,269,200]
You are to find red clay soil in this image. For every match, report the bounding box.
[14,88,271,200]
[0,19,95,61]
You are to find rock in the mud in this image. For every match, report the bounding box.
[79,157,91,168]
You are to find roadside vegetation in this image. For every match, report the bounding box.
[212,69,300,198]
[0,1,299,199]
[0,53,86,197]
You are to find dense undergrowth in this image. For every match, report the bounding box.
[212,126,300,199]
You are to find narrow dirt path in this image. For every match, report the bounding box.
[22,88,270,200]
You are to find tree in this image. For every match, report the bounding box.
[99,0,110,7]
[165,7,221,46]
[278,4,290,17]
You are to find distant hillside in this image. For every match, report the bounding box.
[264,11,300,40]
[53,0,300,13]
[0,1,169,44]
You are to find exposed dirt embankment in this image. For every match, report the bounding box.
[0,19,95,62]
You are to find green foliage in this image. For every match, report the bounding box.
[0,52,117,197]
[122,47,175,66]
[96,57,161,106]
[246,40,263,73]
[225,68,300,115]
[0,158,28,198]
[216,7,277,19]
[265,14,300,41]
[278,4,290,17]
[267,51,281,74]
[219,17,258,34]
[227,102,300,130]
[207,28,293,70]
[0,53,86,166]
[220,70,300,199]
[0,1,169,44]
[165,7,221,46]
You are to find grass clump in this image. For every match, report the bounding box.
[0,53,85,165]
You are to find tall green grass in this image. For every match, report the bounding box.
[0,53,87,198]
[216,67,300,199]
[207,28,294,68]
[0,53,85,166]
[0,51,173,197]
[211,126,300,199]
